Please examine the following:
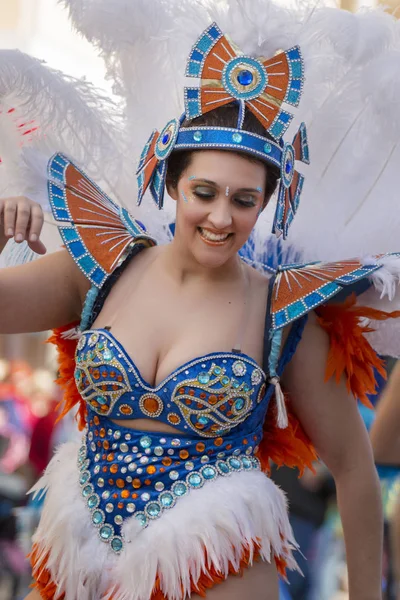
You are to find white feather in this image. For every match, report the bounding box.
[31,439,297,600]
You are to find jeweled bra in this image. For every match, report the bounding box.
[74,328,271,553]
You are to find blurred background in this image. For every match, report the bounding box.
[0,1,399,599]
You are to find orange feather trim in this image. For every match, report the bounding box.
[258,295,400,475]
[47,324,87,430]
[315,294,400,408]
[30,541,287,599]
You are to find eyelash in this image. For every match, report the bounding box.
[193,189,256,208]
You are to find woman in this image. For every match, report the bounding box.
[0,21,391,600]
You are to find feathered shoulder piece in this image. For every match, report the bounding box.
[268,255,400,332]
[47,153,156,289]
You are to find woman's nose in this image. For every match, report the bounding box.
[208,196,233,230]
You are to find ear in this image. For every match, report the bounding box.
[166,179,179,201]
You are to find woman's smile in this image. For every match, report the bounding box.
[197,226,234,246]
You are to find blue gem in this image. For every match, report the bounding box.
[198,416,209,425]
[264,143,272,154]
[135,513,147,527]
[217,461,230,474]
[232,133,243,144]
[92,510,103,525]
[203,466,216,480]
[235,398,245,411]
[242,457,252,469]
[188,473,203,488]
[79,472,90,485]
[147,502,162,517]
[228,458,241,470]
[198,372,210,385]
[97,396,107,406]
[87,495,99,509]
[100,525,113,540]
[173,482,187,497]
[213,366,222,375]
[221,376,230,387]
[193,131,202,142]
[82,485,92,498]
[111,538,123,552]
[285,160,293,174]
[162,133,170,145]
[160,493,174,508]
[103,349,113,361]
[140,436,152,449]
[243,384,250,392]
[74,369,81,379]
[237,69,254,86]
[232,381,240,389]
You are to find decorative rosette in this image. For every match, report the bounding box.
[136,118,180,208]
[273,122,310,239]
[185,23,304,140]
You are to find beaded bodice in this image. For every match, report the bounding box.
[75,329,268,438]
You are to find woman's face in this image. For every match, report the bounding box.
[169,150,268,269]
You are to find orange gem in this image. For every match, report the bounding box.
[100,428,106,438]
[116,479,125,489]
[120,405,133,415]
[97,441,101,447]
[197,403,203,409]
[160,467,165,473]
[253,435,258,441]
[94,430,99,437]
[195,423,204,429]
[226,444,232,450]
[220,405,227,412]
[179,450,189,460]
[113,384,118,391]
[189,390,195,396]
[118,502,124,509]
[168,414,180,425]
[108,479,114,485]
[146,466,157,475]
[117,375,123,382]
[143,396,160,415]
[227,411,232,417]
[196,443,206,453]
[91,401,99,408]
[103,441,109,450]
[121,490,130,499]
[93,369,100,380]
[214,437,223,447]
[179,388,185,395]
[162,458,172,467]
[200,393,207,399]
[113,493,118,499]
[145,479,151,486]
[101,371,107,378]
[218,395,224,401]
[211,424,220,432]
[107,453,114,462]
[102,466,108,473]
[132,493,138,499]
[110,464,118,474]
[110,371,116,378]
[93,416,100,425]
[208,395,218,405]
[185,399,192,406]
[100,405,108,412]
[243,439,248,445]
[133,479,141,489]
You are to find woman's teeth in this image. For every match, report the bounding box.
[198,228,231,243]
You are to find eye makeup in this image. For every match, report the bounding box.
[181,191,189,203]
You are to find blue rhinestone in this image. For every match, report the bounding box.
[285,160,293,174]
[162,133,170,145]
[99,525,113,540]
[87,495,98,509]
[264,143,272,154]
[98,342,104,350]
[232,381,240,389]
[103,349,112,361]
[198,416,209,425]
[242,457,252,469]
[173,482,187,496]
[221,376,230,386]
[235,398,245,411]
[147,502,162,517]
[193,131,202,142]
[74,369,81,379]
[135,513,147,527]
[111,538,123,552]
[160,493,174,508]
[217,461,230,474]
[198,372,210,385]
[188,473,203,488]
[92,510,103,525]
[82,485,92,498]
[237,69,254,86]
[232,133,243,144]
[140,436,152,449]
[203,466,216,480]
[243,384,250,392]
[213,366,222,375]
[228,458,241,470]
[79,472,90,485]
[97,396,107,406]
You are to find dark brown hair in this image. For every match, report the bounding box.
[166,103,280,204]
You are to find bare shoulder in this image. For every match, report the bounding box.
[245,263,270,296]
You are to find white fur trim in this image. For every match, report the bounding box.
[31,440,297,600]
[363,255,400,301]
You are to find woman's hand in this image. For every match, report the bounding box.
[0,196,47,255]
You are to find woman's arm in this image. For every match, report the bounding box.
[370,361,400,465]
[282,313,383,600]
[0,196,90,333]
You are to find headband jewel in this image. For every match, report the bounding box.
[136,22,309,239]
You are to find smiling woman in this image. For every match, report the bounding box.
[0,12,399,600]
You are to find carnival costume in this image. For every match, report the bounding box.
[1,1,400,599]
